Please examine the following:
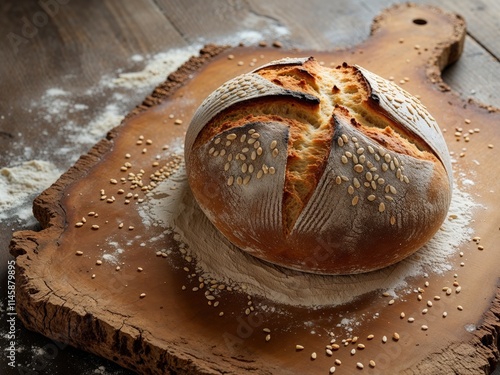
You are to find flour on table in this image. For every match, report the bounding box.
[0,160,61,221]
[108,47,201,90]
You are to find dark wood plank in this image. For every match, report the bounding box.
[442,36,500,109]
[431,0,500,58]
[153,0,378,50]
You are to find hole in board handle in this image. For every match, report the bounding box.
[413,18,428,25]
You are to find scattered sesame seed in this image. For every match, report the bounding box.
[75,251,83,256]
[354,164,364,173]
[140,293,146,298]
[91,225,99,230]
[295,345,304,351]
[265,334,271,342]
[392,332,400,341]
[329,366,336,374]
[311,352,317,360]
[457,305,463,311]
[421,325,428,331]
[357,362,364,369]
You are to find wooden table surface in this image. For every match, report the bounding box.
[1,0,498,374]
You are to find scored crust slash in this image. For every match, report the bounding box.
[186,57,452,275]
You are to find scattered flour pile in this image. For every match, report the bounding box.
[0,160,61,221]
[108,47,201,90]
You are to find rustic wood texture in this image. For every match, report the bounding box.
[1,0,499,374]
[7,3,500,374]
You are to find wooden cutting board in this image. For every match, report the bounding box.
[10,4,500,374]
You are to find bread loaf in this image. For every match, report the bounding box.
[185,57,452,275]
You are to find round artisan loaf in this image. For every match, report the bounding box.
[185,57,452,275]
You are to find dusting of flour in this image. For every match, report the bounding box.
[140,161,476,308]
[107,47,201,90]
[0,160,61,221]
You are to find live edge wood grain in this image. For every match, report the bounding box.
[10,4,500,374]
